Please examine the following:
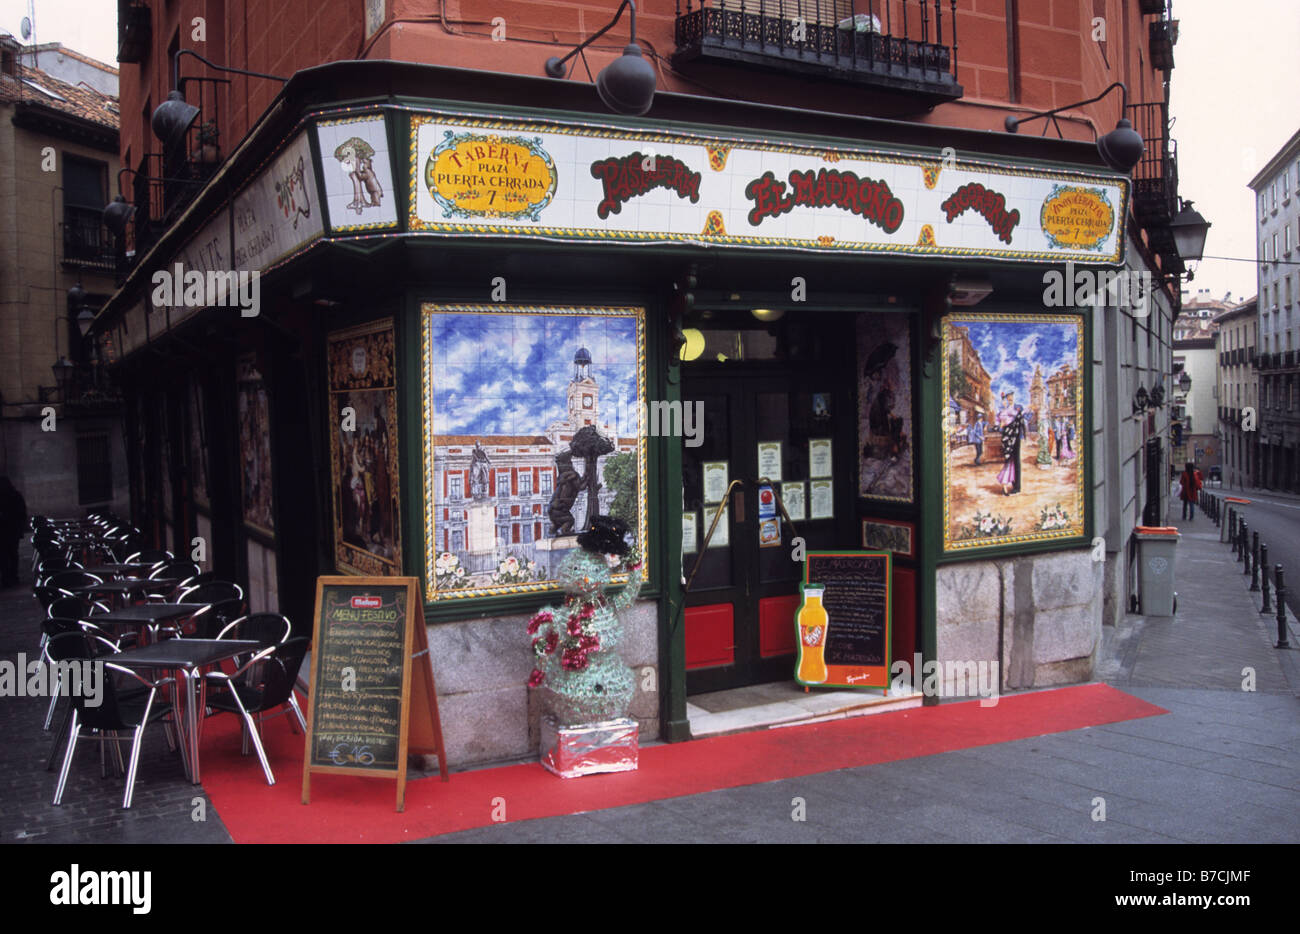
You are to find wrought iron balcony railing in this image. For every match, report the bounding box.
[63,205,115,271]
[673,1,962,104]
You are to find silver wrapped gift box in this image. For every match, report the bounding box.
[540,716,639,778]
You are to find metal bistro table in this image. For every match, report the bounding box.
[70,578,184,607]
[91,602,210,644]
[110,638,264,784]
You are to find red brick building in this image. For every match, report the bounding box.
[98,1,1188,765]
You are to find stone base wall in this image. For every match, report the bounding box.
[936,548,1102,693]
[426,598,660,768]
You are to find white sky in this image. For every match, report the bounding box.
[3,0,1295,305]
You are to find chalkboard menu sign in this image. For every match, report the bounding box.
[302,577,447,811]
[801,552,891,689]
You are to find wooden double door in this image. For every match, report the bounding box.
[681,360,855,694]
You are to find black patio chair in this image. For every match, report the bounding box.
[124,549,174,564]
[50,633,178,809]
[174,581,244,606]
[151,560,201,581]
[203,637,310,785]
[42,570,104,592]
[189,596,245,640]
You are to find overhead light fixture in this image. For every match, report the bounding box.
[1004,81,1144,174]
[948,276,994,307]
[152,48,285,150]
[545,1,656,116]
[679,328,705,362]
[1169,200,1211,264]
[51,356,74,400]
[750,308,785,322]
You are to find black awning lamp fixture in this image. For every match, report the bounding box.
[1004,81,1144,174]
[544,1,657,116]
[151,48,286,150]
[51,356,74,400]
[1133,384,1149,415]
[1178,369,1192,394]
[102,168,141,238]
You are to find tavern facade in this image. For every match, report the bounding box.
[91,1,1189,766]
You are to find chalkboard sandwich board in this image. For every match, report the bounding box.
[301,576,448,812]
[797,551,892,690]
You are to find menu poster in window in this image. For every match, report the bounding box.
[302,577,447,812]
[682,511,698,555]
[782,481,806,521]
[809,479,834,520]
[703,461,730,503]
[704,504,729,548]
[809,438,833,478]
[803,552,891,689]
[757,442,783,482]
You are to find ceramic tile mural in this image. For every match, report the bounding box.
[328,319,402,576]
[421,304,646,599]
[942,313,1085,551]
[317,114,398,232]
[857,313,913,502]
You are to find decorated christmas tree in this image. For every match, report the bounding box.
[526,515,644,726]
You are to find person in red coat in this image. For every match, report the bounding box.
[1179,461,1202,521]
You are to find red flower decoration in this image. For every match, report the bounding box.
[545,630,559,653]
[579,634,600,651]
[526,611,553,635]
[527,669,545,688]
[567,617,583,636]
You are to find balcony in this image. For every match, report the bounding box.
[673,1,962,106]
[117,1,150,64]
[1149,17,1178,71]
[63,205,115,272]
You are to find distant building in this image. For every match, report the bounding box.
[1249,128,1300,491]
[1215,297,1259,488]
[0,34,125,517]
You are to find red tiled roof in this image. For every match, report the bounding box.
[0,61,119,130]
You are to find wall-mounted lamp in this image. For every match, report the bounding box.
[1133,384,1150,414]
[544,1,656,115]
[1004,81,1144,174]
[679,328,705,362]
[1178,370,1192,394]
[152,48,286,151]
[750,308,785,322]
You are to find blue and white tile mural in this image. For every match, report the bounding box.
[422,304,646,598]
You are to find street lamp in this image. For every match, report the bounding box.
[51,356,74,402]
[152,49,285,151]
[1178,370,1192,394]
[1169,200,1211,264]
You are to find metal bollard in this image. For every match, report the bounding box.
[1275,566,1290,649]
[1251,532,1260,590]
[1242,521,1250,570]
[1261,544,1272,613]
[1228,508,1236,552]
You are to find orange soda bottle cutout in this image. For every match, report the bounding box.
[796,584,829,684]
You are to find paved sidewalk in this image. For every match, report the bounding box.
[3,524,1298,844]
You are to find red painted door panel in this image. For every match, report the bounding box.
[685,602,735,670]
[759,594,800,658]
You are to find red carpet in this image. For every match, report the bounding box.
[200,683,1165,843]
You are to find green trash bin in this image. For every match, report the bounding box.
[1134,526,1180,617]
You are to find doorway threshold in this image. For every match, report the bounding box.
[687,681,924,738]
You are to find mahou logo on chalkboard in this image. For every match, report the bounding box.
[351,595,382,609]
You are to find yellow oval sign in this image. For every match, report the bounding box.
[424,132,557,221]
[1040,186,1115,251]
